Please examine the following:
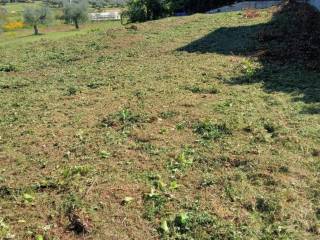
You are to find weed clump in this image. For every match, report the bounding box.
[193,120,231,140]
[159,211,253,239]
[0,64,16,72]
[62,194,91,234]
[67,86,77,96]
[255,196,280,214]
[184,85,219,94]
[102,108,146,130]
[143,189,168,220]
[168,148,195,172]
[62,165,92,178]
[0,218,12,239]
[159,111,178,119]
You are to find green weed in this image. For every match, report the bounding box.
[102,108,146,130]
[0,64,16,72]
[184,85,219,94]
[168,147,195,172]
[159,111,178,119]
[193,120,231,140]
[62,165,92,178]
[67,86,77,96]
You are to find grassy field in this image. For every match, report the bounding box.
[2,1,121,21]
[0,1,122,47]
[3,2,43,21]
[1,1,122,46]
[0,6,320,240]
[0,21,120,48]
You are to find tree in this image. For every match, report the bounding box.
[23,6,52,35]
[63,0,88,29]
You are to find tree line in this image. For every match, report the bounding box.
[23,0,89,35]
[0,0,126,34]
[123,0,236,23]
[0,0,237,35]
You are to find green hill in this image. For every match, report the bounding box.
[0,7,319,240]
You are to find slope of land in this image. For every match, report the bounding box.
[0,6,319,240]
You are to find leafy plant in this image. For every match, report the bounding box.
[159,111,177,119]
[23,193,35,203]
[102,108,145,130]
[185,85,219,94]
[67,86,77,95]
[35,235,44,240]
[241,59,256,79]
[62,165,92,178]
[255,197,280,214]
[0,218,11,239]
[193,120,231,140]
[99,150,110,159]
[174,212,189,228]
[0,64,16,72]
[143,188,168,220]
[169,147,195,172]
[160,220,170,234]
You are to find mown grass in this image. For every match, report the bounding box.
[0,6,319,240]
